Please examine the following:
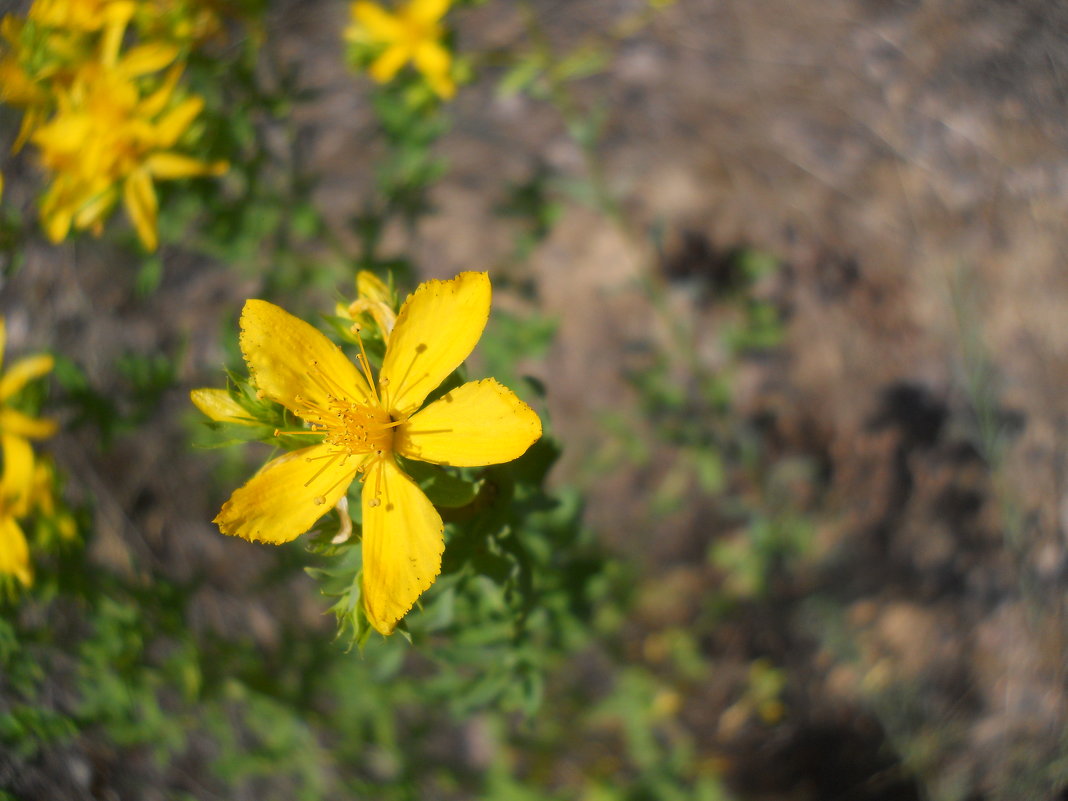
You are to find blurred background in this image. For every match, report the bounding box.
[3,0,1068,799]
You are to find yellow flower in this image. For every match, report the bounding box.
[345,0,455,99]
[337,270,397,343]
[28,0,136,34]
[0,433,36,586]
[210,272,542,634]
[31,49,227,250]
[0,316,57,585]
[189,388,257,425]
[0,317,57,444]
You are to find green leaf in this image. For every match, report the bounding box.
[497,55,544,97]
[403,460,481,508]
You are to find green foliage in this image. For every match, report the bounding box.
[479,308,557,399]
[53,348,180,448]
[0,619,77,756]
[75,596,192,760]
[0,204,27,277]
[498,168,565,261]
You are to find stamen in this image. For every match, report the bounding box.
[351,327,381,406]
[387,345,430,410]
[318,462,363,501]
[368,452,386,508]
[313,361,359,403]
[302,451,340,488]
[304,368,336,401]
[274,428,324,437]
[304,450,343,462]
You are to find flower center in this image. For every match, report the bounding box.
[398,14,437,47]
[320,398,394,456]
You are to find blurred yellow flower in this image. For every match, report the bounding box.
[28,0,136,34]
[209,272,542,634]
[0,317,57,445]
[1,0,229,248]
[31,48,227,250]
[337,270,397,343]
[0,433,37,587]
[345,0,455,99]
[0,317,61,586]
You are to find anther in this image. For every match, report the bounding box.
[369,498,380,508]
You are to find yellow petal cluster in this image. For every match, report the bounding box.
[0,0,228,250]
[132,0,224,47]
[189,388,257,425]
[0,318,60,587]
[345,0,456,99]
[202,272,542,634]
[337,269,397,343]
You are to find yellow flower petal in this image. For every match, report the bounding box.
[190,388,255,425]
[40,186,78,244]
[361,457,443,634]
[0,408,58,440]
[155,96,204,148]
[395,378,541,467]
[414,40,455,98]
[369,43,412,83]
[1,433,35,504]
[352,2,404,41]
[118,43,180,78]
[140,64,183,117]
[380,271,490,418]
[145,152,228,179]
[0,354,53,402]
[350,271,397,340]
[239,300,373,418]
[357,270,391,305]
[0,516,32,586]
[105,0,138,24]
[100,10,131,65]
[32,114,93,158]
[1,15,21,43]
[214,443,359,544]
[13,106,44,152]
[30,458,55,517]
[73,186,120,231]
[123,168,159,251]
[41,202,74,244]
[408,0,451,24]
